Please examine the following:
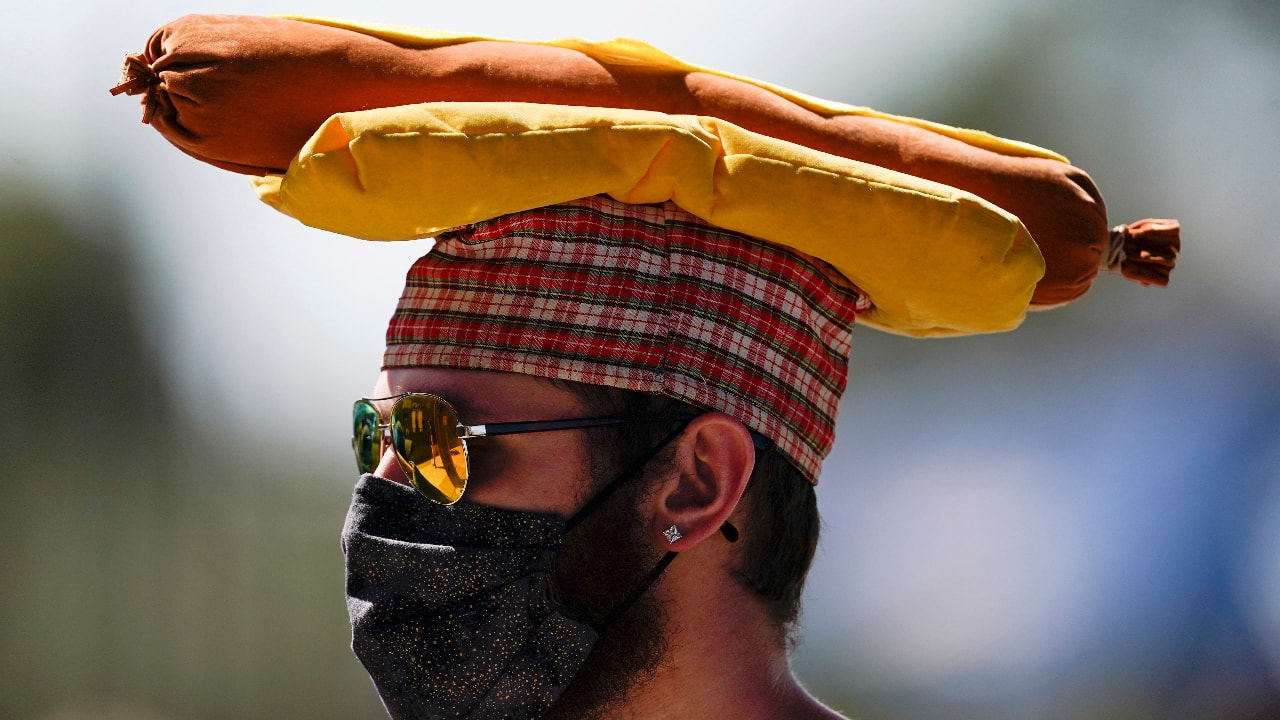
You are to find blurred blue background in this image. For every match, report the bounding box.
[2,1,1278,718]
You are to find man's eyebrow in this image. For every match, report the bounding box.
[379,389,489,424]
[444,395,502,425]
[448,397,491,425]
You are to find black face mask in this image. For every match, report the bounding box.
[342,421,694,720]
[342,475,598,720]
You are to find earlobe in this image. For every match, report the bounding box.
[653,413,755,551]
[662,524,684,544]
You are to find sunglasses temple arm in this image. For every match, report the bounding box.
[460,417,632,439]
[464,415,772,447]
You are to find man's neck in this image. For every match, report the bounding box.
[602,547,848,720]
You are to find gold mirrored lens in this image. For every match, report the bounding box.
[352,400,382,474]
[390,395,468,504]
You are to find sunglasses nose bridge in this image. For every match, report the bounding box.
[379,422,392,455]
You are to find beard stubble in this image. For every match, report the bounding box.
[542,463,673,720]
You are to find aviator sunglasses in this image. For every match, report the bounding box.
[352,393,641,504]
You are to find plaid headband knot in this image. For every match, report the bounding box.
[385,196,869,482]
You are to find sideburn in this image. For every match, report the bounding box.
[543,459,672,720]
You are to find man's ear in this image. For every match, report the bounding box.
[648,412,755,551]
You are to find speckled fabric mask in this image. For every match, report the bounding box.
[342,474,598,720]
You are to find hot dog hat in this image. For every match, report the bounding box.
[113,14,1181,481]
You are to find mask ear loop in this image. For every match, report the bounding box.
[563,418,694,533]
[593,551,678,633]
[561,417,742,634]
[590,521,741,634]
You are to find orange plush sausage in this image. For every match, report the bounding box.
[112,14,1178,306]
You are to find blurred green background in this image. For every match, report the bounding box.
[3,1,1278,719]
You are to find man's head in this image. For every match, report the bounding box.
[375,190,847,619]
[367,366,819,717]
[367,194,857,715]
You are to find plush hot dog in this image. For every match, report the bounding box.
[112,14,1179,308]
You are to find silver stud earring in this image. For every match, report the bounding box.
[663,525,683,544]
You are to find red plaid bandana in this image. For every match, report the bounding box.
[384,196,869,482]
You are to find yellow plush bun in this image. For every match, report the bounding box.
[254,101,1044,337]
